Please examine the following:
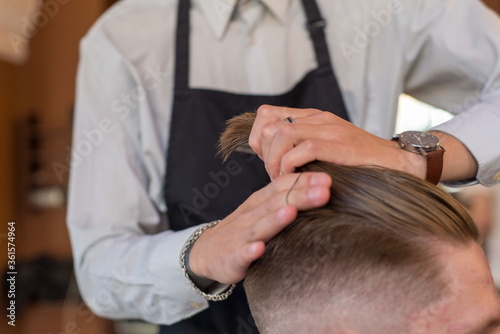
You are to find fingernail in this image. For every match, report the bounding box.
[310,173,331,186]
[248,243,259,255]
[308,186,328,201]
[276,207,288,220]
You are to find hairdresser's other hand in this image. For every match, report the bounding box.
[188,172,331,284]
[249,104,426,180]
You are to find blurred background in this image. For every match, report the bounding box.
[0,1,499,334]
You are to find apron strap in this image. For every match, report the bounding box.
[301,0,332,70]
[173,0,190,93]
[301,0,347,116]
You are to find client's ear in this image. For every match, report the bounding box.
[217,112,257,162]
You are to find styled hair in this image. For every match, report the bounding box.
[218,112,480,334]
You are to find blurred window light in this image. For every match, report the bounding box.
[395,94,453,134]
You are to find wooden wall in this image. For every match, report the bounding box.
[0,62,16,227]
[484,0,500,14]
[0,1,109,333]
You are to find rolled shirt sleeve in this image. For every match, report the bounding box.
[402,0,500,186]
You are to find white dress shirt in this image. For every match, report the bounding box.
[68,0,500,325]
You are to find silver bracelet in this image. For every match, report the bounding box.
[180,220,236,301]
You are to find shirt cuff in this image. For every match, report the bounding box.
[431,104,500,187]
[148,225,209,324]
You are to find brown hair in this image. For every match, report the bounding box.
[218,112,480,333]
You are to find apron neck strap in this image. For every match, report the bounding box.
[173,0,190,93]
[300,0,334,70]
[173,0,334,92]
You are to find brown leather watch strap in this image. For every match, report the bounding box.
[425,149,445,185]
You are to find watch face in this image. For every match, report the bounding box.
[397,131,440,152]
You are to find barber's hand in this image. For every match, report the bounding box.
[249,104,426,180]
[188,172,332,284]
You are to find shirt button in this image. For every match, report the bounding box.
[190,302,202,309]
[494,171,500,182]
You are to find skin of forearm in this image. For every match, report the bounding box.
[429,131,478,183]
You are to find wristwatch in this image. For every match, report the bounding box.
[392,131,445,185]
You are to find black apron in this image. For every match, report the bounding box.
[161,0,349,332]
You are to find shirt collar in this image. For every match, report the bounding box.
[261,0,290,23]
[195,0,290,39]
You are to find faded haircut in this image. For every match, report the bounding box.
[218,112,480,334]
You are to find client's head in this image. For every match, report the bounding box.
[219,112,500,334]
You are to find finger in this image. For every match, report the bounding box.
[239,172,330,233]
[265,124,338,178]
[234,172,331,227]
[263,122,297,179]
[248,175,332,230]
[244,241,266,264]
[245,183,331,243]
[284,182,331,209]
[274,183,331,212]
[249,105,322,157]
[257,113,329,177]
[279,139,353,175]
[256,105,323,124]
[221,241,266,283]
[254,184,331,226]
[261,171,332,199]
[275,107,324,120]
[242,205,298,244]
[293,111,348,125]
[249,105,286,158]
